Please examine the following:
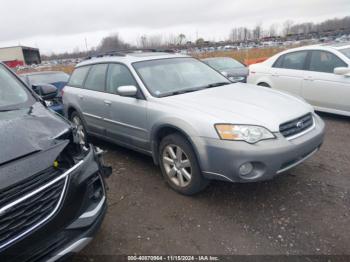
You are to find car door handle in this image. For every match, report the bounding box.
[104,100,111,106]
[78,95,84,99]
[272,74,279,77]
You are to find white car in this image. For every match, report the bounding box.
[247,43,350,116]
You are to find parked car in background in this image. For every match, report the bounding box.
[0,63,110,261]
[19,71,70,114]
[202,57,249,82]
[248,43,350,116]
[63,50,324,195]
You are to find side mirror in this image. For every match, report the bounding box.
[334,67,350,76]
[32,84,58,100]
[117,85,138,97]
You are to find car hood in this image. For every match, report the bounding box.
[0,102,71,166]
[161,84,313,132]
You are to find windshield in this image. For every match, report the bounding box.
[0,64,35,111]
[340,48,350,59]
[28,72,69,84]
[205,58,245,71]
[133,57,230,97]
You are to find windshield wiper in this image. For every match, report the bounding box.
[158,82,230,97]
[205,82,231,88]
[0,108,21,112]
[159,88,201,97]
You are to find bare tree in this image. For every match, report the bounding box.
[136,34,163,48]
[253,24,263,40]
[178,34,186,45]
[283,20,294,36]
[268,23,278,37]
[98,33,130,52]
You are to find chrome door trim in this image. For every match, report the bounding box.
[104,118,148,132]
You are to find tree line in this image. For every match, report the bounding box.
[42,16,350,60]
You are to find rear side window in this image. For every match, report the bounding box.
[106,64,137,94]
[278,51,308,70]
[68,66,90,87]
[309,51,347,73]
[84,64,108,92]
[272,56,284,68]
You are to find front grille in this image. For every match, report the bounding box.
[0,168,60,208]
[280,113,314,138]
[0,169,66,250]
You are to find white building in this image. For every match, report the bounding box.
[0,46,41,66]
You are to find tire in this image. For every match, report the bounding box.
[70,111,88,146]
[159,133,209,195]
[258,82,270,88]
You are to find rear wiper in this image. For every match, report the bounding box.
[205,82,231,88]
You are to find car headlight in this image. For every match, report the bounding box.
[215,124,275,144]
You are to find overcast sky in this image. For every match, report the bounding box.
[1,0,349,54]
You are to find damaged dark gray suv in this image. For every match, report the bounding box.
[0,63,110,261]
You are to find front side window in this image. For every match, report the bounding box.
[0,64,35,111]
[279,51,308,70]
[84,64,108,92]
[309,51,347,73]
[68,66,90,87]
[133,58,230,97]
[339,48,350,59]
[106,64,137,94]
[272,56,284,68]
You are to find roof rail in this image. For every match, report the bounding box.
[120,48,176,53]
[83,48,176,61]
[84,51,126,60]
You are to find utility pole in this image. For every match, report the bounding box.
[85,38,88,52]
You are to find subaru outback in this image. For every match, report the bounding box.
[63,50,325,195]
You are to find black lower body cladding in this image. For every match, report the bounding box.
[0,145,109,262]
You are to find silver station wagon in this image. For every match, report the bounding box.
[63,50,325,195]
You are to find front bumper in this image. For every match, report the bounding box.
[1,145,108,262]
[194,114,325,183]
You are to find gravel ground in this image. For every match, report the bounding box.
[76,113,350,257]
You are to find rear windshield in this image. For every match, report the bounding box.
[0,64,35,111]
[339,48,350,59]
[28,72,69,84]
[205,58,245,71]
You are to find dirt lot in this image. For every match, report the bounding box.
[77,113,350,258]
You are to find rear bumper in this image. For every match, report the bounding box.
[194,113,325,182]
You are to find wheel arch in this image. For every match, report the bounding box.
[66,105,89,131]
[151,124,201,168]
[257,82,271,87]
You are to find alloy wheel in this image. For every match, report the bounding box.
[162,144,192,187]
[72,115,86,146]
